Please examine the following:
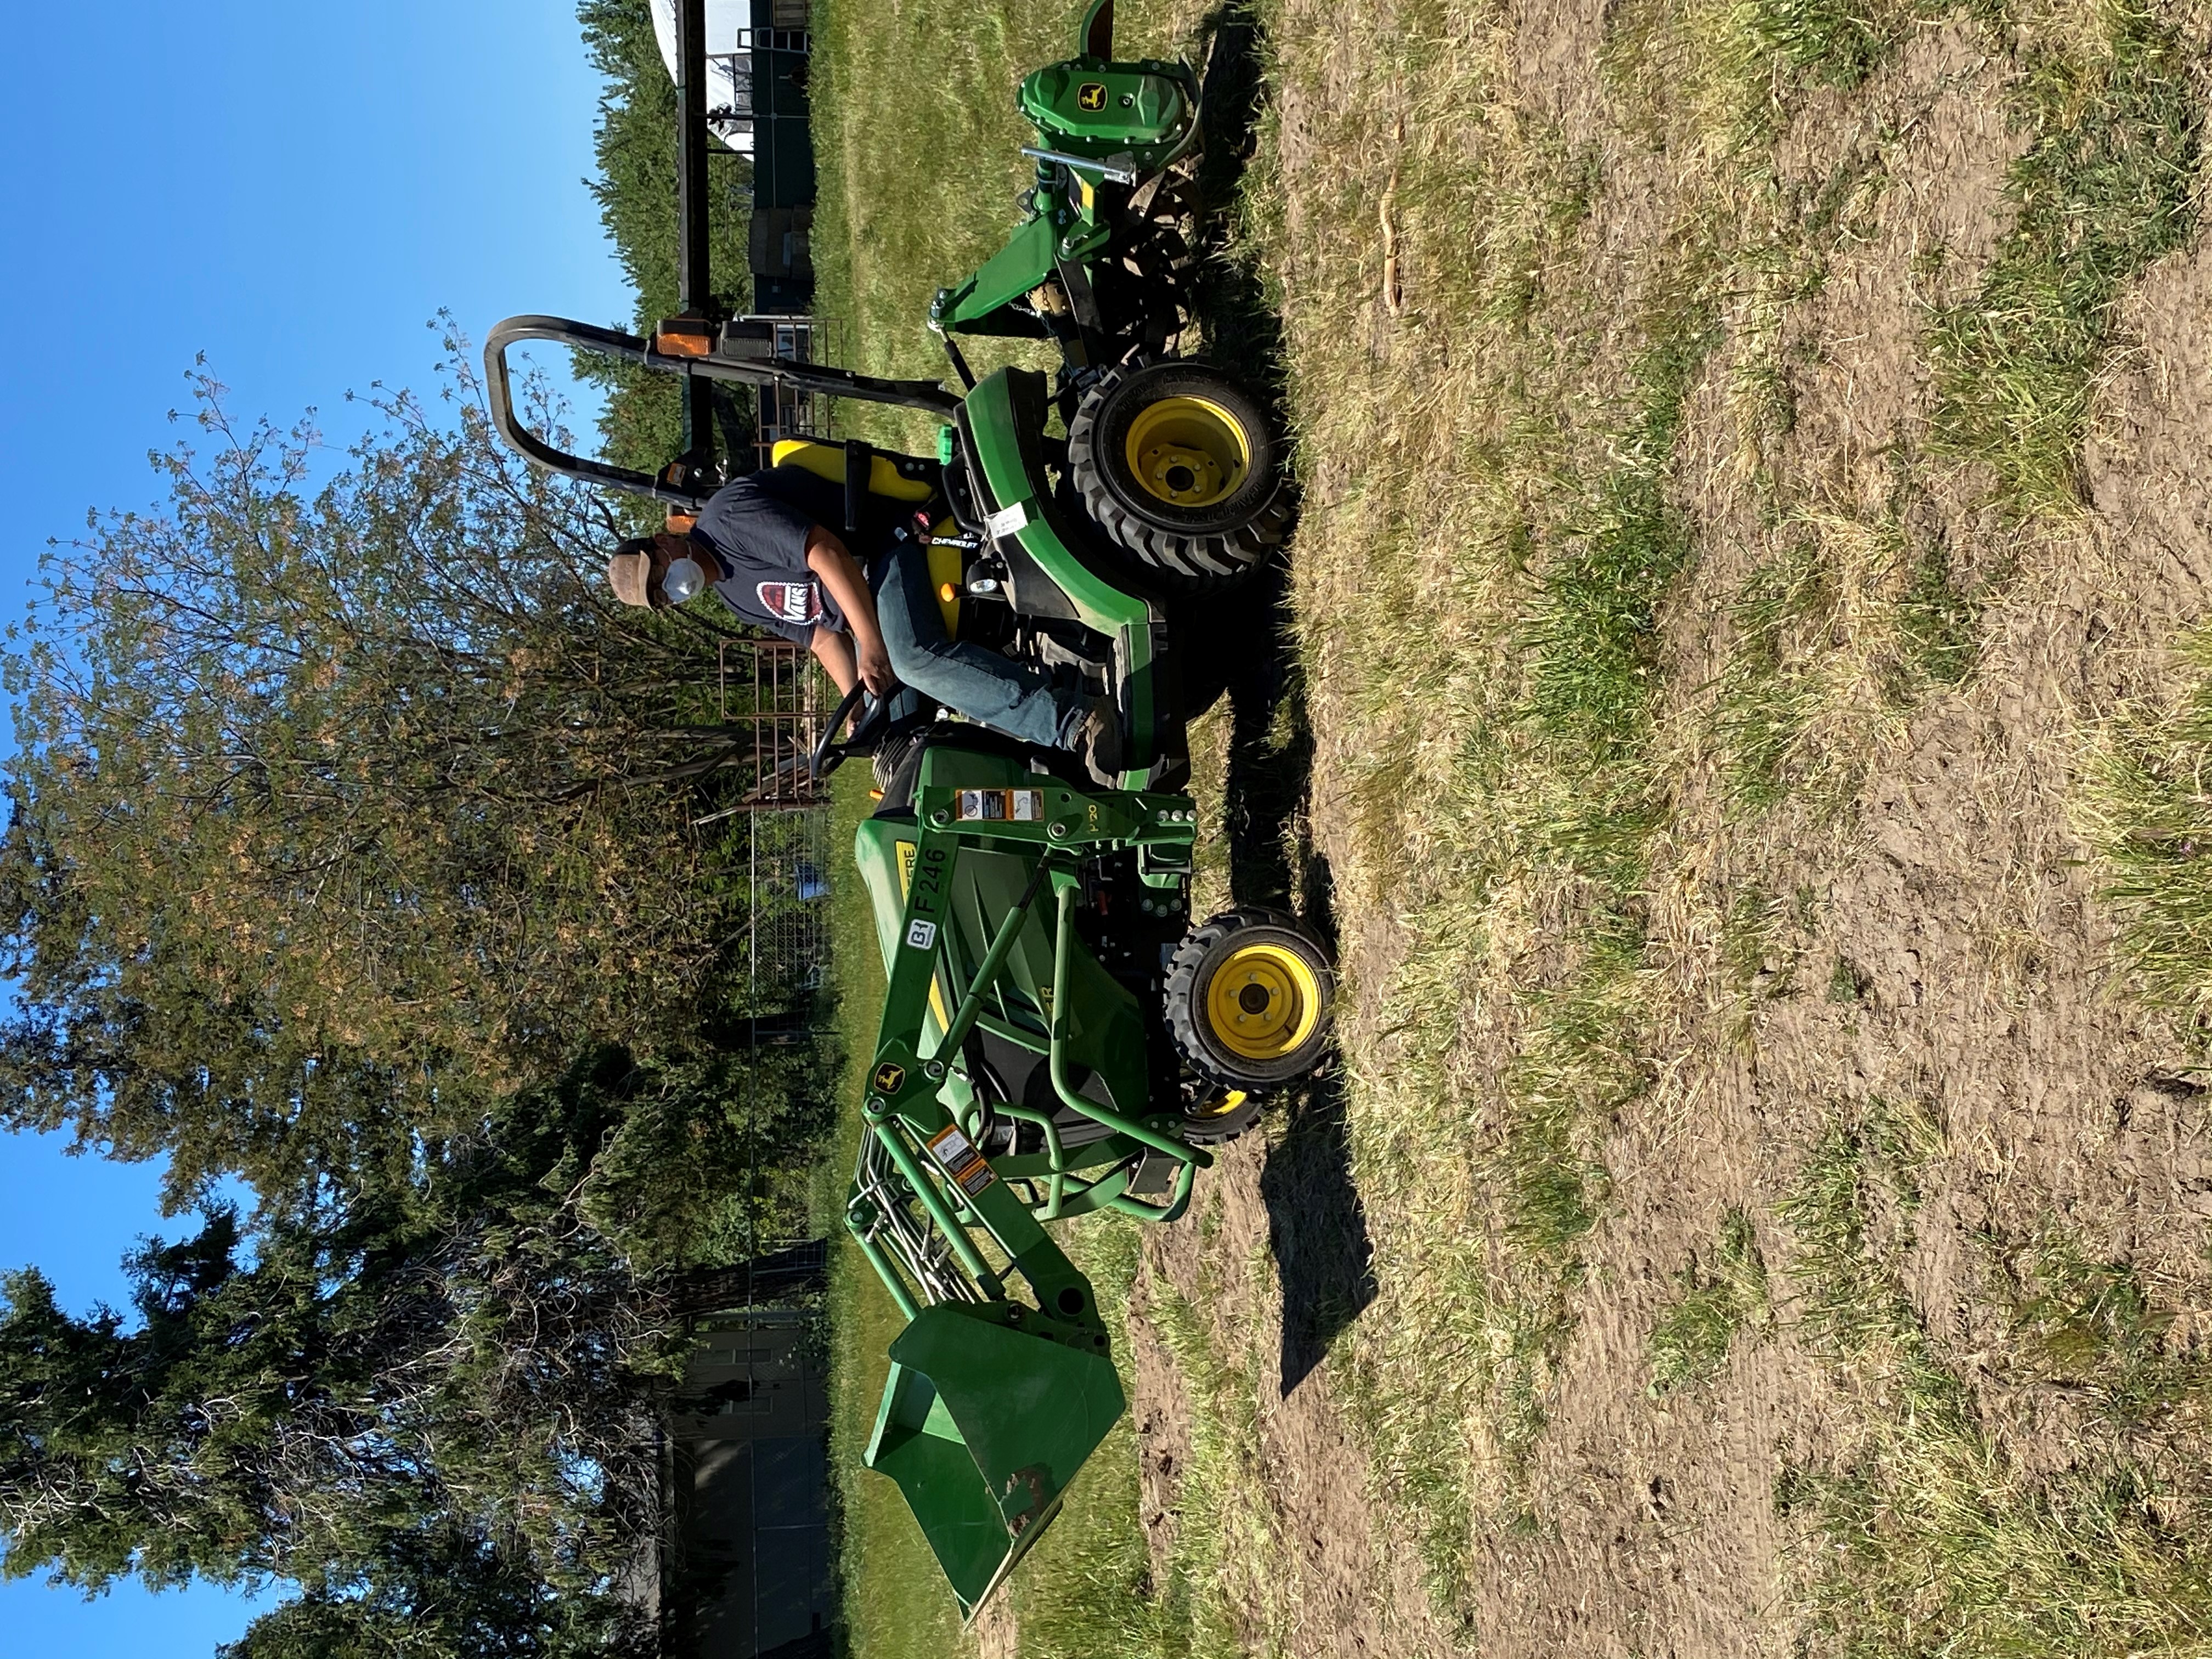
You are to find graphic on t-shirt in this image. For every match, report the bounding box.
[755,580,823,624]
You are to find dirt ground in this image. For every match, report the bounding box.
[1122,5,2212,1655]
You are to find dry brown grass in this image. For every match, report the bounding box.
[811,0,2212,1649]
[1250,0,2212,1645]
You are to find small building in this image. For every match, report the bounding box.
[654,1243,835,1659]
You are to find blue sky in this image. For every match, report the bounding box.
[0,2,633,1650]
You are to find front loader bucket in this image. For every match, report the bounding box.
[863,1302,1125,1616]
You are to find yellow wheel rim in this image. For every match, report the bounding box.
[1205,943,1322,1061]
[1187,1088,1249,1122]
[1124,395,1251,509]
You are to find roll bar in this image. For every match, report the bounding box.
[483,314,962,511]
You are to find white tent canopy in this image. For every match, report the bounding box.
[647,0,758,155]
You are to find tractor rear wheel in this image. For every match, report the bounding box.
[1164,909,1335,1091]
[1068,360,1289,593]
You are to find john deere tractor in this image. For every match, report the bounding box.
[930,0,1290,591]
[484,0,1331,1617]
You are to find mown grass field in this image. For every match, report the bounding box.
[810,0,2212,1654]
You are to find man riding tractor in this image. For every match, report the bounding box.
[606,461,1124,781]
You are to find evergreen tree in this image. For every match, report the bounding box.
[0,1054,698,1656]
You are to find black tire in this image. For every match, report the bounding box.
[1179,1086,1265,1145]
[1164,907,1335,1091]
[1068,360,1290,594]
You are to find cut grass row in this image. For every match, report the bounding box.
[815,765,967,1659]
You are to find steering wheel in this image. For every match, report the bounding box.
[810,684,894,780]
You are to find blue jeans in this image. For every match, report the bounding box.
[871,540,1081,748]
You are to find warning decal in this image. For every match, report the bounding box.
[956,788,1045,823]
[926,1124,996,1197]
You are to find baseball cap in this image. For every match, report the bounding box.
[607,538,657,608]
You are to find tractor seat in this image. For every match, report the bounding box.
[771,438,936,503]
[770,439,964,636]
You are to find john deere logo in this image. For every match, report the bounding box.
[872,1062,906,1094]
[1076,82,1107,112]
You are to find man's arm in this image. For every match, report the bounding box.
[804,526,895,696]
[810,626,857,696]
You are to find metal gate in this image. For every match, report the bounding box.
[707,637,832,814]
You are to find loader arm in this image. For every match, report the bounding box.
[847,761,1204,1617]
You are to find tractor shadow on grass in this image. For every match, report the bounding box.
[1189,11,1377,1401]
[1191,7,1283,400]
[1263,1069,1376,1397]
[1203,591,1375,1398]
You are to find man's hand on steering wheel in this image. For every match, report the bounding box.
[858,643,896,698]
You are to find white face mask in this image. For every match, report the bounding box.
[661,555,707,605]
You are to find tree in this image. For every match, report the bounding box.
[0,352,814,1205]
[0,1055,695,1657]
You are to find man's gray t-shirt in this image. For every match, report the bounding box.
[689,465,851,645]
[691,464,917,644]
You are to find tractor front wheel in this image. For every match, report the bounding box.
[1165,909,1335,1092]
[1068,360,1289,592]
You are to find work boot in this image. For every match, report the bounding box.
[1074,697,1124,784]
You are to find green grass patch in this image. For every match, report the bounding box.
[1712,534,1839,812]
[1719,882,1812,1034]
[1523,290,1717,790]
[819,766,973,1659]
[1998,1224,2192,1426]
[1778,1096,2212,1658]
[2076,621,2212,1034]
[1711,503,1994,816]
[1501,915,1645,1255]
[1603,0,1927,156]
[1928,4,2204,514]
[1647,1207,1771,1393]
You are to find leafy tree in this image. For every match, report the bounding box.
[0,353,810,1207]
[0,17,839,1650]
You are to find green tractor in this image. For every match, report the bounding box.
[928,0,1290,589]
[483,0,1333,1616]
[830,740,1334,1613]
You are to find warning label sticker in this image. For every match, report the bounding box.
[926,1124,996,1197]
[956,788,1045,823]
